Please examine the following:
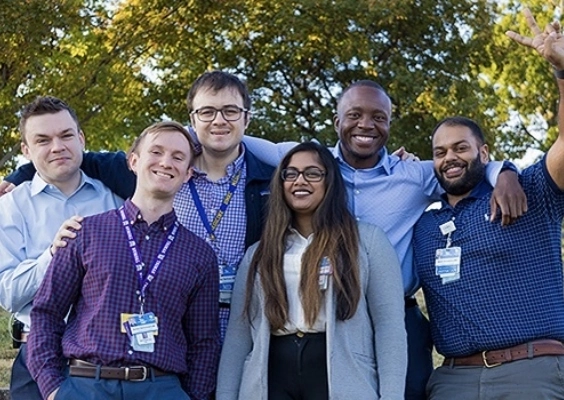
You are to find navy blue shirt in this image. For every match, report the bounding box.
[413,157,564,357]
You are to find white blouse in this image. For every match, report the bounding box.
[272,228,327,335]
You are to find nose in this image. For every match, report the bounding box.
[51,137,66,152]
[211,110,228,124]
[294,172,308,184]
[159,154,173,168]
[357,114,375,129]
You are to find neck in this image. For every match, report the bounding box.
[340,144,381,170]
[196,145,241,181]
[446,192,470,208]
[294,215,314,238]
[130,193,174,225]
[40,172,82,196]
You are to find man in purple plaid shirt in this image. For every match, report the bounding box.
[27,121,220,400]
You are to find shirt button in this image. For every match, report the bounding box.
[355,190,360,195]
[128,350,133,355]
[145,235,150,241]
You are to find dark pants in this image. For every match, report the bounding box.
[268,333,328,400]
[54,367,190,400]
[405,303,434,400]
[10,343,42,400]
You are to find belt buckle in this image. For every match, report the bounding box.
[481,351,501,368]
[125,366,148,382]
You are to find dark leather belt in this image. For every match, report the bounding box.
[69,359,169,381]
[404,297,418,309]
[219,302,231,309]
[443,339,564,368]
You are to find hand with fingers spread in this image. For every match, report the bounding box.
[50,215,84,256]
[506,8,564,69]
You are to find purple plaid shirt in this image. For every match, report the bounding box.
[27,200,220,400]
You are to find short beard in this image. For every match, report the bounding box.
[435,155,486,196]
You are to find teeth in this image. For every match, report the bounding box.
[293,190,310,195]
[154,171,173,178]
[354,136,375,143]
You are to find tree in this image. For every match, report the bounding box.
[1,0,557,175]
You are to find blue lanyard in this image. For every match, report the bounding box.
[188,169,242,241]
[119,206,179,313]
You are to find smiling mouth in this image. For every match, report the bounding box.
[153,171,174,179]
[352,135,377,143]
[443,164,465,178]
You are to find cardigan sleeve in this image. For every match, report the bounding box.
[361,223,407,400]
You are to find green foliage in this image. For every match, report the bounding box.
[0,0,561,174]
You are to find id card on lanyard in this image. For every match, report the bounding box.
[118,206,179,352]
[189,169,242,304]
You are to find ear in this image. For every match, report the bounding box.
[480,143,489,163]
[21,142,31,160]
[128,152,139,175]
[333,114,341,137]
[183,166,194,184]
[78,130,86,149]
[244,111,252,129]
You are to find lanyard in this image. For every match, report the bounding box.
[119,206,179,314]
[188,169,242,241]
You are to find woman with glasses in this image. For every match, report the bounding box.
[217,142,407,400]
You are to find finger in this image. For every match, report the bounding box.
[59,228,77,240]
[489,196,499,222]
[506,31,535,48]
[523,8,542,36]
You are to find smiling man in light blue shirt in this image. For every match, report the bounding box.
[243,80,525,400]
[0,96,122,400]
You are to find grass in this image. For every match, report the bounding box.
[0,309,16,388]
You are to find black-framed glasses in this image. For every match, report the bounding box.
[281,167,326,182]
[190,106,248,122]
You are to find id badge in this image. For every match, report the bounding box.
[219,264,237,304]
[124,312,158,353]
[435,247,461,283]
[318,257,333,291]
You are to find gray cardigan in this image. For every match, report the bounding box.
[217,222,407,400]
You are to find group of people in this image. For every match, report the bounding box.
[0,7,564,400]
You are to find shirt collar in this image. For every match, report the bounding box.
[332,143,395,175]
[439,179,492,207]
[122,199,177,232]
[30,170,97,197]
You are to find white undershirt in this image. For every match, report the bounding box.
[272,228,327,336]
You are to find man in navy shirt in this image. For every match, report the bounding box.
[413,9,564,399]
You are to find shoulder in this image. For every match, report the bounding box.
[244,147,276,180]
[357,221,386,242]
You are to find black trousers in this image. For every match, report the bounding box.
[268,332,328,400]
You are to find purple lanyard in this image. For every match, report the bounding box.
[119,206,179,313]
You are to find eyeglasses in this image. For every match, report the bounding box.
[190,106,248,122]
[281,167,326,182]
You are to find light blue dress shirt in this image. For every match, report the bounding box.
[0,171,122,328]
[242,136,503,296]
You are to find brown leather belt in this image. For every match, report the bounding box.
[443,339,564,368]
[69,359,169,381]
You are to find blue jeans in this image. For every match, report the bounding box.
[54,368,191,400]
[10,344,42,400]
